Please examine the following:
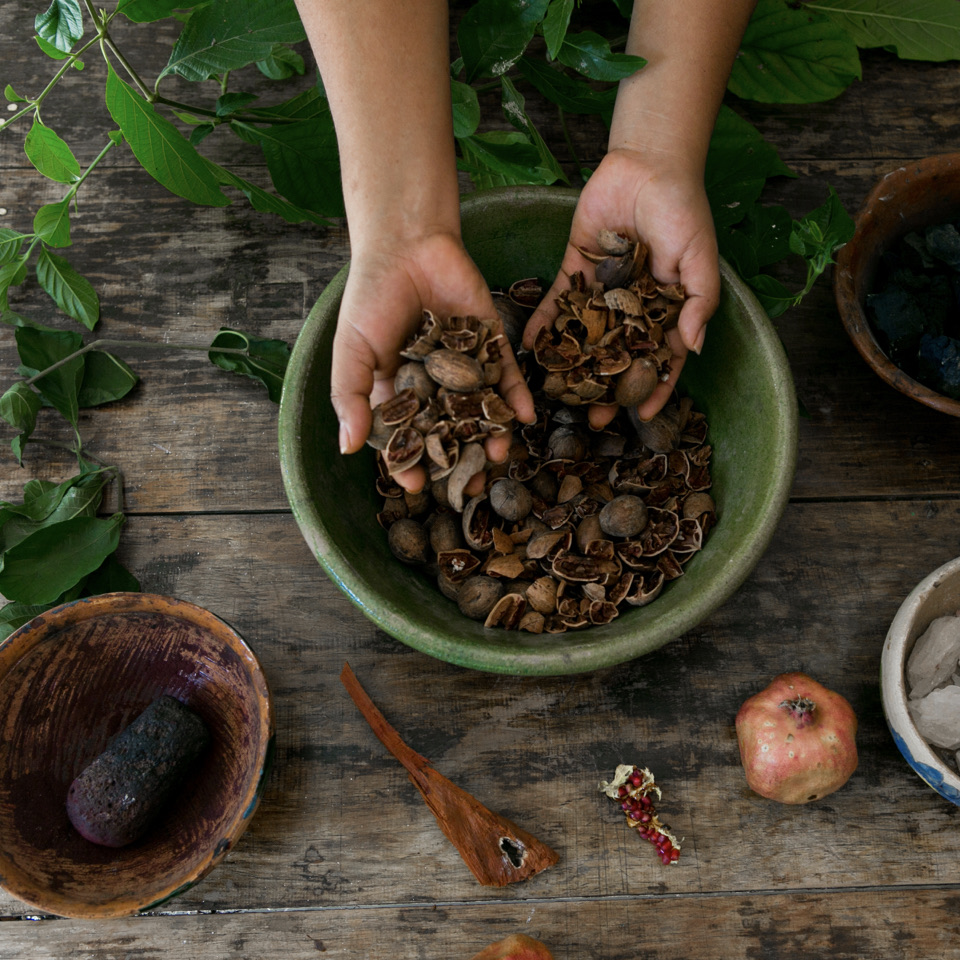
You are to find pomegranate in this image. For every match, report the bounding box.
[468,934,554,960]
[735,672,858,804]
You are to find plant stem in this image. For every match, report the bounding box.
[84,0,155,101]
[0,33,103,132]
[22,340,257,387]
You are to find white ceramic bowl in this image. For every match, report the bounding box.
[881,555,960,805]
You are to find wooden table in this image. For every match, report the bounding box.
[3,7,960,959]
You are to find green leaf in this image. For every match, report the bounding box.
[208,327,290,403]
[0,601,57,642]
[233,115,344,217]
[205,159,331,225]
[500,76,568,185]
[0,383,41,462]
[24,118,81,183]
[457,130,556,190]
[34,35,71,60]
[1,472,110,551]
[104,63,229,208]
[35,248,99,329]
[0,261,28,313]
[78,351,139,407]
[705,106,796,231]
[451,80,481,139]
[458,0,551,82]
[747,273,797,318]
[160,0,307,82]
[0,514,125,605]
[243,86,331,123]
[216,92,258,117]
[83,553,140,596]
[804,0,960,61]
[556,31,646,81]
[543,0,576,60]
[33,199,72,248]
[189,122,216,146]
[791,185,856,260]
[0,229,24,265]
[3,475,87,523]
[35,0,83,54]
[117,0,189,23]
[4,84,27,103]
[14,324,84,424]
[516,55,617,124]
[729,0,862,103]
[257,43,306,80]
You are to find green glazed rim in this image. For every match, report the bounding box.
[279,186,798,675]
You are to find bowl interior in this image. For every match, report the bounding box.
[0,593,273,918]
[834,154,960,416]
[279,186,798,675]
[882,556,960,803]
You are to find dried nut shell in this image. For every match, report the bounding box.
[526,576,559,615]
[599,495,648,538]
[595,253,634,288]
[395,362,437,402]
[603,287,643,315]
[596,230,632,256]
[429,511,464,554]
[683,492,716,519]
[631,408,681,454]
[404,489,432,517]
[447,441,487,513]
[484,593,527,630]
[384,427,425,475]
[387,518,429,565]
[457,575,504,621]
[437,548,481,584]
[615,357,659,407]
[463,494,495,552]
[489,478,533,522]
[424,348,486,392]
[575,514,604,553]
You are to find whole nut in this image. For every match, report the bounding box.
[387,518,429,564]
[599,495,648,538]
[395,361,438,402]
[457,575,504,621]
[424,348,486,392]
[632,408,681,453]
[683,492,716,519]
[429,511,463,554]
[615,357,659,407]
[489,478,533,522]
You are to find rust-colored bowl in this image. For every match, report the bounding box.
[0,593,274,919]
[834,153,960,417]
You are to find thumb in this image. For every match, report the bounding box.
[330,325,376,455]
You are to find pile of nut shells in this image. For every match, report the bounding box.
[369,231,716,634]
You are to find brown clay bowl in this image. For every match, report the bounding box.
[0,592,274,918]
[834,153,960,417]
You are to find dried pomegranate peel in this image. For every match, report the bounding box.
[599,764,681,864]
[340,662,559,886]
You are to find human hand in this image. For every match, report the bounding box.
[332,230,536,493]
[522,147,720,427]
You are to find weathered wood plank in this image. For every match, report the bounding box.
[3,887,960,960]
[3,158,960,512]
[1,502,958,920]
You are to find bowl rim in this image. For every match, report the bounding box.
[279,184,798,675]
[833,153,960,418]
[0,591,275,919]
[881,555,960,804]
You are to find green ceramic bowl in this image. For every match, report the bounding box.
[279,186,797,675]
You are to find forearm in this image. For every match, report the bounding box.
[294,0,460,253]
[610,0,757,173]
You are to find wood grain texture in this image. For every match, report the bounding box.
[3,3,960,957]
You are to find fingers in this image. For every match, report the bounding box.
[497,337,536,425]
[330,324,377,455]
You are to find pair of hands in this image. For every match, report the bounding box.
[331,149,721,494]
